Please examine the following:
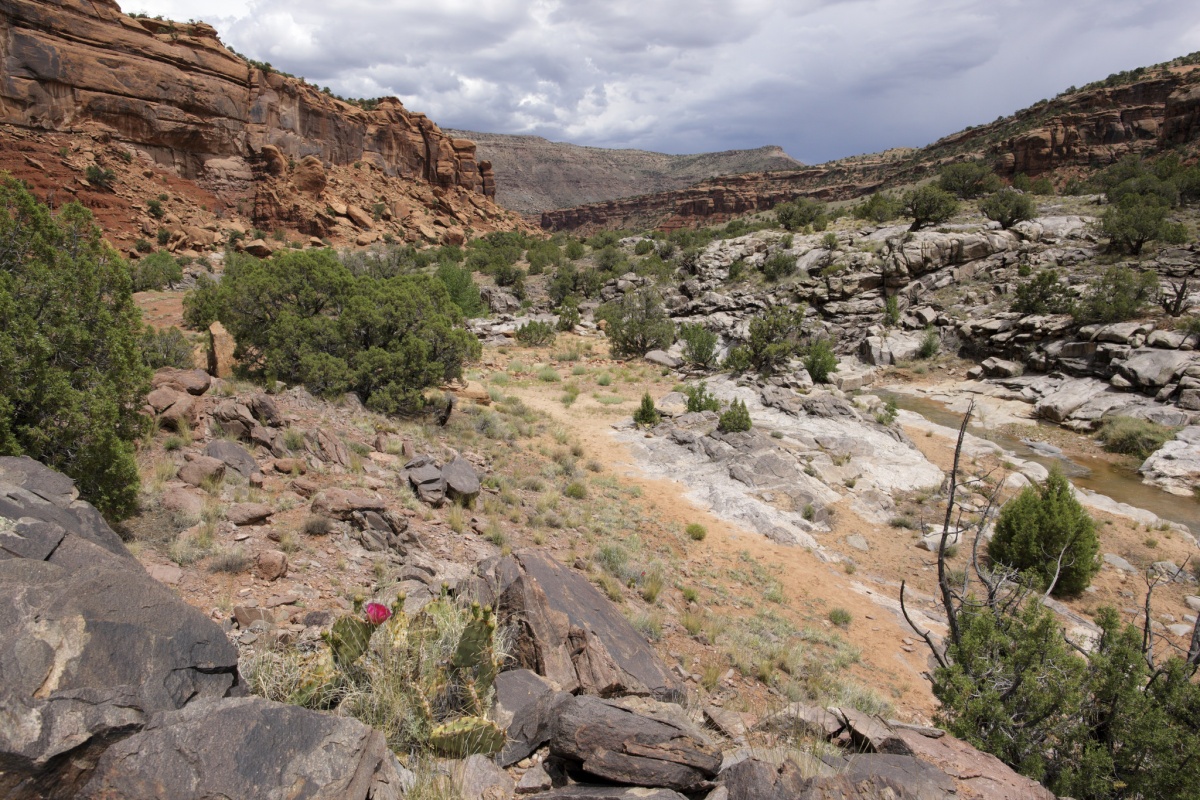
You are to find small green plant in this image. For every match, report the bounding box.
[556,296,581,332]
[303,515,333,536]
[980,188,1036,229]
[536,367,561,383]
[804,339,839,383]
[679,323,718,368]
[85,165,115,189]
[633,393,661,427]
[822,232,839,250]
[686,523,707,541]
[874,397,898,426]
[718,399,751,433]
[639,570,664,603]
[884,296,900,327]
[564,481,588,500]
[828,608,852,627]
[917,326,940,359]
[683,381,721,413]
[515,320,556,347]
[146,198,165,219]
[762,252,798,281]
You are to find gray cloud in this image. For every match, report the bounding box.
[127,0,1200,163]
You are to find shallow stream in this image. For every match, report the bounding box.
[875,389,1200,535]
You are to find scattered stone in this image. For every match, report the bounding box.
[254,549,289,581]
[515,764,552,794]
[443,456,481,506]
[311,488,387,520]
[146,563,183,585]
[225,502,273,526]
[645,350,682,369]
[450,754,514,800]
[178,455,225,487]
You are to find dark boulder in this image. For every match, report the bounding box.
[0,458,239,799]
[443,455,481,506]
[471,550,684,700]
[78,696,407,800]
[549,695,721,791]
[204,439,262,481]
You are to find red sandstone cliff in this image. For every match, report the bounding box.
[0,0,527,249]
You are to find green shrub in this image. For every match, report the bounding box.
[683,381,721,413]
[822,232,839,250]
[686,523,707,541]
[564,481,588,500]
[904,185,960,231]
[633,392,660,427]
[718,399,751,433]
[1074,266,1158,324]
[200,249,478,413]
[556,296,581,332]
[678,322,718,368]
[515,320,556,347]
[1097,416,1176,460]
[139,326,195,369]
[146,198,165,219]
[1100,194,1188,255]
[917,326,940,359]
[804,339,838,383]
[980,189,1036,229]
[634,239,654,255]
[775,198,827,231]
[565,238,585,260]
[740,306,806,376]
[938,161,1001,199]
[988,467,1100,597]
[85,164,115,189]
[596,289,674,358]
[182,273,221,330]
[434,262,485,317]
[853,192,905,223]
[0,177,149,518]
[761,252,798,281]
[1011,269,1075,316]
[131,250,183,291]
[1029,176,1055,195]
[874,397,898,426]
[884,296,900,327]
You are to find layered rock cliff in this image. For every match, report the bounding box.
[543,62,1200,233]
[445,130,802,214]
[0,0,527,248]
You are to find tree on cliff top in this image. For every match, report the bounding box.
[0,176,150,518]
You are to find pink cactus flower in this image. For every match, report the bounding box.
[364,602,392,626]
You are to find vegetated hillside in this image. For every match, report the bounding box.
[444,130,802,214]
[541,53,1200,233]
[0,0,531,254]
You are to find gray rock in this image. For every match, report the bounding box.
[753,703,843,739]
[549,695,721,791]
[1185,595,1200,612]
[1167,623,1195,638]
[248,393,282,427]
[981,357,1023,378]
[450,754,514,800]
[844,533,870,552]
[1118,349,1195,389]
[1034,378,1110,423]
[833,707,914,755]
[515,765,553,794]
[408,459,447,506]
[471,551,684,701]
[1104,553,1138,573]
[528,788,686,800]
[645,350,682,369]
[493,669,568,767]
[443,456,481,506]
[78,697,406,800]
[0,458,239,798]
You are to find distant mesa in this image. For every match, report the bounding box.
[446,130,803,214]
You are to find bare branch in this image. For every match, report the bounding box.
[901,580,947,669]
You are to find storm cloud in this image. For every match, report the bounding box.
[127,0,1200,163]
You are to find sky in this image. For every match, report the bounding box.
[125,0,1200,164]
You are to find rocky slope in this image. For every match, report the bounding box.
[0,0,529,249]
[541,60,1200,233]
[444,131,801,214]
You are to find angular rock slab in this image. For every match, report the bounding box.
[78,697,406,800]
[443,455,482,505]
[471,550,684,700]
[0,458,239,799]
[549,695,721,791]
[528,789,687,800]
[721,755,956,800]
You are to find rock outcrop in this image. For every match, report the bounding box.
[0,0,529,247]
[0,456,409,799]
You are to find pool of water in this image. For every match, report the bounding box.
[876,389,1200,535]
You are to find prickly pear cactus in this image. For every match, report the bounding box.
[292,649,337,707]
[452,602,499,698]
[328,614,374,668]
[429,715,506,757]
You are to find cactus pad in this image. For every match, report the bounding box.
[430,716,506,757]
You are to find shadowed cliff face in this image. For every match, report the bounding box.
[541,65,1200,233]
[0,0,492,194]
